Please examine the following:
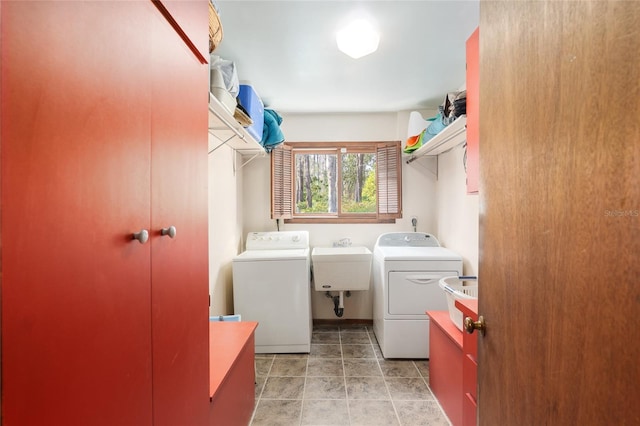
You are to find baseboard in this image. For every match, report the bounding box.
[313,318,373,327]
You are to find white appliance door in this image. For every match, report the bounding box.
[387,271,456,315]
[232,258,310,350]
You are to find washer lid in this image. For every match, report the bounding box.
[374,246,462,261]
[233,248,310,261]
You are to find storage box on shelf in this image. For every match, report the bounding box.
[208,93,265,156]
[405,115,467,162]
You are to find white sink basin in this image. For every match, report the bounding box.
[311,246,372,291]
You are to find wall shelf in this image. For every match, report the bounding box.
[208,93,265,156]
[405,115,467,163]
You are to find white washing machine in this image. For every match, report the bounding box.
[232,231,312,353]
[373,232,462,359]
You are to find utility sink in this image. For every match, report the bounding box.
[311,246,372,291]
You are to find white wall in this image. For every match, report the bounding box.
[241,111,441,319]
[435,145,479,276]
[208,141,244,316]
[209,110,480,320]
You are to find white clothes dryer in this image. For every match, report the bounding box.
[232,231,312,353]
[372,232,462,359]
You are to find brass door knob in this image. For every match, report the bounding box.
[463,315,486,335]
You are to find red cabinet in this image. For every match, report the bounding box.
[428,304,479,426]
[466,27,479,194]
[428,311,464,426]
[150,6,210,425]
[209,322,259,426]
[1,1,208,424]
[456,300,479,426]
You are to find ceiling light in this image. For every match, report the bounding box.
[336,19,380,59]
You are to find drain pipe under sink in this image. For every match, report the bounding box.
[325,291,350,317]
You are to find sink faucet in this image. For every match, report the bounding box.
[334,238,352,247]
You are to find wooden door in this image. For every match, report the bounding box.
[478,1,640,425]
[149,4,210,425]
[1,2,153,424]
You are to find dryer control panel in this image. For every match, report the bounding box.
[375,232,440,247]
[245,231,310,250]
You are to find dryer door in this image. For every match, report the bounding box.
[387,271,457,315]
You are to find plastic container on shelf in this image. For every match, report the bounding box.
[238,84,264,142]
[439,276,478,331]
[210,68,236,114]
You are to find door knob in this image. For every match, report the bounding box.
[463,315,486,336]
[161,226,177,238]
[132,229,149,244]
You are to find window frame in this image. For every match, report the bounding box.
[271,141,403,224]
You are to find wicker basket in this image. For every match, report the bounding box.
[209,1,223,53]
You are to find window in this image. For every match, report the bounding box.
[271,141,402,223]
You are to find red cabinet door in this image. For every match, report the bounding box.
[466,27,479,194]
[1,2,154,424]
[150,6,210,425]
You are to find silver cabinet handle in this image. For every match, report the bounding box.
[161,226,177,238]
[132,229,149,244]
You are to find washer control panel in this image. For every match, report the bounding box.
[245,231,310,250]
[375,232,440,247]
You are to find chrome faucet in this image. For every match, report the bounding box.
[333,238,352,247]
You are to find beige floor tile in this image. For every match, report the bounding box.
[310,344,342,358]
[304,376,347,400]
[312,331,341,344]
[342,344,375,358]
[262,376,305,399]
[270,358,307,377]
[393,400,451,426]
[307,358,344,377]
[342,359,382,377]
[379,359,421,377]
[385,377,432,400]
[251,399,302,426]
[340,332,371,344]
[301,399,349,426]
[345,376,390,400]
[348,400,399,426]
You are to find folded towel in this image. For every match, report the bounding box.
[262,109,285,153]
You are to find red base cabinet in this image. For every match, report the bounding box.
[457,300,479,426]
[428,306,479,426]
[1,1,209,425]
[428,311,464,426]
[209,322,259,426]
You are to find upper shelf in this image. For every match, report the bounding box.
[405,115,467,162]
[208,93,265,156]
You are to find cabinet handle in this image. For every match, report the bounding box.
[161,226,177,239]
[132,229,149,244]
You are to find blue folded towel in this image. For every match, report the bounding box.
[262,109,285,153]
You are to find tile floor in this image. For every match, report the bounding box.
[251,324,452,426]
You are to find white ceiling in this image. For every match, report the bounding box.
[214,1,479,114]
